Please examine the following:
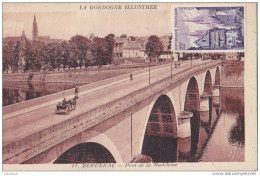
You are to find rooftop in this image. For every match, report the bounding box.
[124,41,140,49]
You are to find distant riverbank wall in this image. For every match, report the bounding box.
[221,61,244,88]
[3,64,157,84]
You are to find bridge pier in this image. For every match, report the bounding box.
[200,93,211,112]
[200,93,213,126]
[212,85,221,107]
[212,84,220,97]
[175,111,193,162]
[200,111,210,126]
[177,111,193,138]
[212,96,220,108]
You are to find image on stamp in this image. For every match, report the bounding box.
[174,6,244,51]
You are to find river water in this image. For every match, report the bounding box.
[3,61,244,163]
[197,87,244,162]
[195,61,244,162]
[2,82,85,106]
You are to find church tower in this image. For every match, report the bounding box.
[32,14,38,41]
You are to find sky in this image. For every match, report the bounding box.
[3,3,171,40]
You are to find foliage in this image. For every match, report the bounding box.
[3,44,13,73]
[69,35,91,69]
[168,35,172,50]
[120,34,127,38]
[3,33,166,73]
[145,35,163,61]
[91,37,109,67]
[104,34,115,64]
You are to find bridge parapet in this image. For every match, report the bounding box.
[3,63,173,116]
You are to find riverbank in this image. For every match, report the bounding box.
[221,60,244,88]
[3,63,159,84]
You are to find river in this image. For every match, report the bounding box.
[3,82,86,106]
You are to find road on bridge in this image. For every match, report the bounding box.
[3,59,210,147]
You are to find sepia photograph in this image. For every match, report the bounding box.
[2,2,257,172]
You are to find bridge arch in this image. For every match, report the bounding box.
[203,70,213,95]
[215,66,221,85]
[31,130,123,164]
[141,94,178,162]
[184,77,200,112]
[53,142,116,163]
[183,76,200,157]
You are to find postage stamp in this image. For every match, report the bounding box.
[172,6,245,51]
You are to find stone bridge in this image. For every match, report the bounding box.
[3,60,221,164]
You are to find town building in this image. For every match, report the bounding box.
[114,37,146,60]
[3,30,27,46]
[3,30,27,73]
[4,14,65,44]
[224,52,244,61]
[114,37,127,58]
[123,41,142,58]
[32,14,65,43]
[196,28,240,49]
[226,30,239,48]
[3,14,65,73]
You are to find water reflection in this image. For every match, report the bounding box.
[196,88,244,162]
[178,61,244,162]
[223,89,245,147]
[3,82,85,106]
[190,110,200,158]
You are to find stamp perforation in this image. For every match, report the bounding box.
[171,3,246,53]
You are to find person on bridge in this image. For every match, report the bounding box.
[75,84,79,97]
[62,98,67,105]
[130,73,133,81]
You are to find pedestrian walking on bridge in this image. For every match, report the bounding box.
[75,84,79,98]
[130,73,133,81]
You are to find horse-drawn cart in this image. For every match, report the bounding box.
[55,96,78,114]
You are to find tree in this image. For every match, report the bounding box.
[23,41,44,72]
[91,37,108,67]
[120,34,127,38]
[105,34,115,64]
[168,35,172,51]
[11,42,22,73]
[60,41,70,70]
[145,35,163,62]
[176,52,180,61]
[23,42,34,72]
[69,35,91,69]
[3,44,13,73]
[167,34,173,60]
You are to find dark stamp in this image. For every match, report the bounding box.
[173,6,244,51]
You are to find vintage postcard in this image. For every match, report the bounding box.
[2,2,257,172]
